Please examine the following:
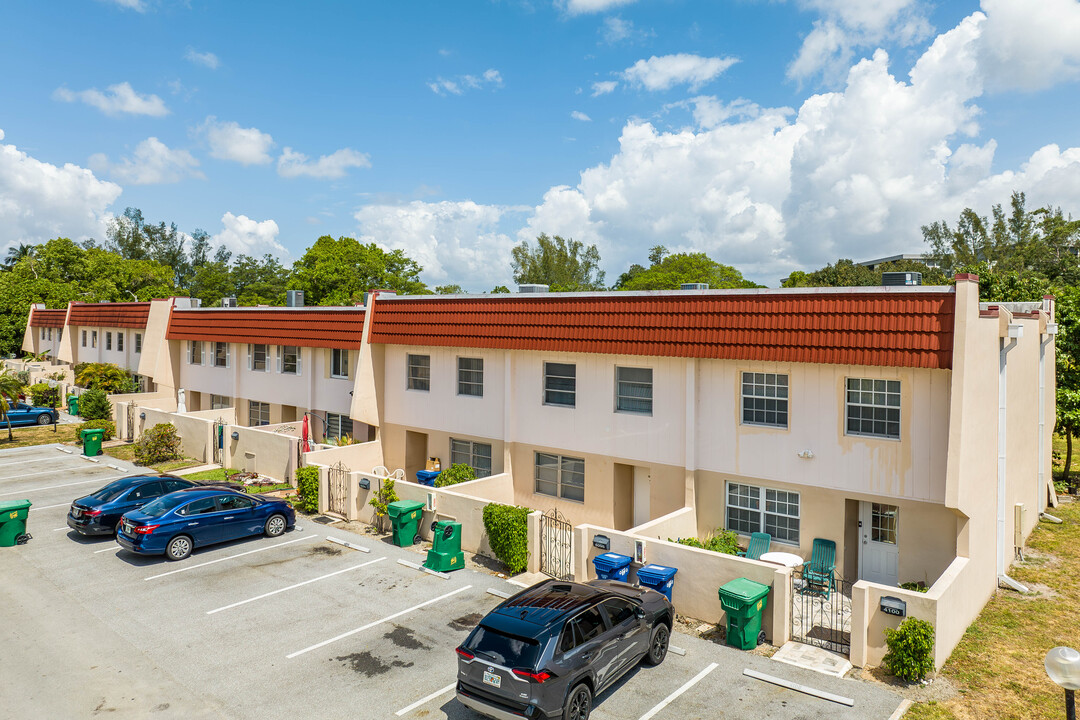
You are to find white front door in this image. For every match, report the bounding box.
[859,501,900,586]
[633,467,651,528]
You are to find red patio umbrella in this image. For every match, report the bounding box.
[301,414,311,453]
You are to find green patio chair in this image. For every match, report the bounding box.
[802,538,836,600]
[737,532,772,560]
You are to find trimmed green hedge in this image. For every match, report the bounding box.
[435,463,476,487]
[483,503,530,574]
[76,420,115,442]
[295,466,319,513]
[884,617,935,682]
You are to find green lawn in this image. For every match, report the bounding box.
[101,443,203,473]
[180,467,291,493]
[0,423,79,448]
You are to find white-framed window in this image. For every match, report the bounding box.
[248,344,269,371]
[845,378,900,440]
[457,357,483,397]
[248,400,270,426]
[41,328,45,340]
[105,332,112,351]
[534,452,585,502]
[326,412,354,441]
[81,330,87,347]
[331,348,350,379]
[47,328,52,340]
[210,394,231,410]
[741,372,789,428]
[871,503,898,544]
[544,362,576,407]
[214,342,230,368]
[117,332,123,351]
[407,354,430,391]
[91,330,97,349]
[188,341,203,365]
[134,333,142,353]
[277,345,301,375]
[726,482,800,545]
[450,438,492,478]
[615,366,652,415]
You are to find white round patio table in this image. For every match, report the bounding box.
[758,551,803,568]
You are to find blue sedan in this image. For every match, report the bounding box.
[3,400,57,427]
[68,474,200,536]
[117,488,296,561]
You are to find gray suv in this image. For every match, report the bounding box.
[456,578,673,720]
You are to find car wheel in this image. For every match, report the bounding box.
[166,535,193,561]
[36,413,51,425]
[644,623,669,666]
[563,683,592,720]
[264,514,287,537]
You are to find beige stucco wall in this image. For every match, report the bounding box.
[303,440,384,473]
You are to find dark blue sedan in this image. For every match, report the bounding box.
[68,474,199,536]
[117,488,296,561]
[3,400,57,427]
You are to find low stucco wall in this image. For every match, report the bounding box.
[226,425,299,483]
[304,440,384,471]
[394,473,516,559]
[629,507,698,541]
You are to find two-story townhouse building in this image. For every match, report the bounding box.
[55,302,155,390]
[23,305,67,360]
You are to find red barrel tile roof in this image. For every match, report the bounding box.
[28,308,67,328]
[167,308,366,349]
[368,290,956,369]
[67,302,151,329]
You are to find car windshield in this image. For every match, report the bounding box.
[464,625,541,668]
[139,493,191,517]
[88,480,133,503]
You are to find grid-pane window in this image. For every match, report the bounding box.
[407,354,430,391]
[247,344,268,371]
[871,503,898,544]
[134,333,142,353]
[741,372,788,428]
[845,378,901,439]
[458,357,483,397]
[726,482,800,545]
[326,412,354,442]
[41,328,45,340]
[534,452,585,502]
[280,346,300,375]
[117,332,124,351]
[190,341,203,365]
[450,438,493,478]
[615,367,652,414]
[105,332,112,350]
[544,362,576,407]
[331,349,349,379]
[91,331,97,348]
[248,401,270,426]
[210,395,230,410]
[82,330,87,347]
[47,328,52,340]
[214,342,228,368]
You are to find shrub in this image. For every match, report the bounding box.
[435,463,477,488]
[13,370,30,386]
[883,617,935,683]
[295,466,319,513]
[29,382,59,407]
[670,527,740,555]
[483,503,530,574]
[899,581,929,593]
[134,423,182,465]
[75,362,136,393]
[76,420,115,442]
[78,388,113,421]
[369,478,399,531]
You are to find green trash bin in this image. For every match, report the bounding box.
[81,428,105,457]
[0,499,32,547]
[387,500,425,547]
[67,395,79,416]
[718,577,770,650]
[424,520,464,572]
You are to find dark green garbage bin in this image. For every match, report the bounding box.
[81,428,105,457]
[424,520,464,572]
[718,577,770,650]
[387,500,425,547]
[0,500,32,547]
[67,395,79,416]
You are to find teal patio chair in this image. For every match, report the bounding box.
[802,538,837,600]
[737,532,772,561]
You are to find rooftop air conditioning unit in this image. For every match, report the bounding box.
[882,272,922,286]
[222,297,238,308]
[681,283,710,290]
[286,290,305,307]
[518,284,550,294]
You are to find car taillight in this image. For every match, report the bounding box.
[512,669,552,683]
[133,524,159,535]
[85,509,102,517]
[455,647,475,660]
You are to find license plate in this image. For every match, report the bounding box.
[72,508,81,518]
[122,522,132,534]
[482,671,501,688]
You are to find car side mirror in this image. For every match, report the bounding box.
[635,607,646,619]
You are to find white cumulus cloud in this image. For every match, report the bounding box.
[184,48,220,70]
[591,80,618,96]
[0,128,122,252]
[622,54,739,91]
[212,212,286,257]
[200,117,274,165]
[277,147,371,179]
[88,137,203,185]
[976,0,1080,91]
[571,111,592,122]
[557,0,638,15]
[53,82,169,117]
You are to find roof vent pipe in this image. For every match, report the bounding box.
[681,283,710,290]
[518,284,549,294]
[286,290,305,307]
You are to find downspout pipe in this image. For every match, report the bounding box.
[999,329,1028,593]
[1039,333,1053,514]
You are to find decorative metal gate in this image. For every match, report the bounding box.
[791,569,852,656]
[540,508,573,581]
[126,402,138,442]
[211,417,226,465]
[327,461,350,517]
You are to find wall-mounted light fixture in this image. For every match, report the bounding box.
[139,412,145,419]
[797,449,815,459]
[230,431,239,440]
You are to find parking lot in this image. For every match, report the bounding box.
[0,444,905,719]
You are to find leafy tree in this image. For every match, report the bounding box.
[490,285,511,294]
[3,243,36,270]
[511,233,605,291]
[233,254,290,306]
[0,369,26,441]
[782,258,947,288]
[435,284,463,295]
[290,235,429,304]
[615,250,761,290]
[1055,286,1080,484]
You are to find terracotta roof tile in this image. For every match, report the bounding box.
[166,308,366,349]
[67,302,150,329]
[28,309,67,328]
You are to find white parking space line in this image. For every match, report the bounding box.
[94,545,118,554]
[287,585,473,659]
[0,469,88,483]
[0,458,54,469]
[395,683,456,717]
[206,557,387,615]
[144,535,318,581]
[0,475,123,497]
[29,502,74,512]
[637,662,719,720]
[52,527,68,532]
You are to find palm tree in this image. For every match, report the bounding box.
[0,370,27,442]
[3,243,36,270]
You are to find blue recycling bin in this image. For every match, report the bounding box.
[592,552,632,582]
[416,470,440,487]
[636,563,678,601]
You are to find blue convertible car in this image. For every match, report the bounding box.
[3,400,57,427]
[117,487,296,561]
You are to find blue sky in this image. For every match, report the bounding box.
[3,0,1080,289]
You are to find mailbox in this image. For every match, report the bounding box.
[880,596,907,617]
[592,534,611,551]
[358,478,370,490]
